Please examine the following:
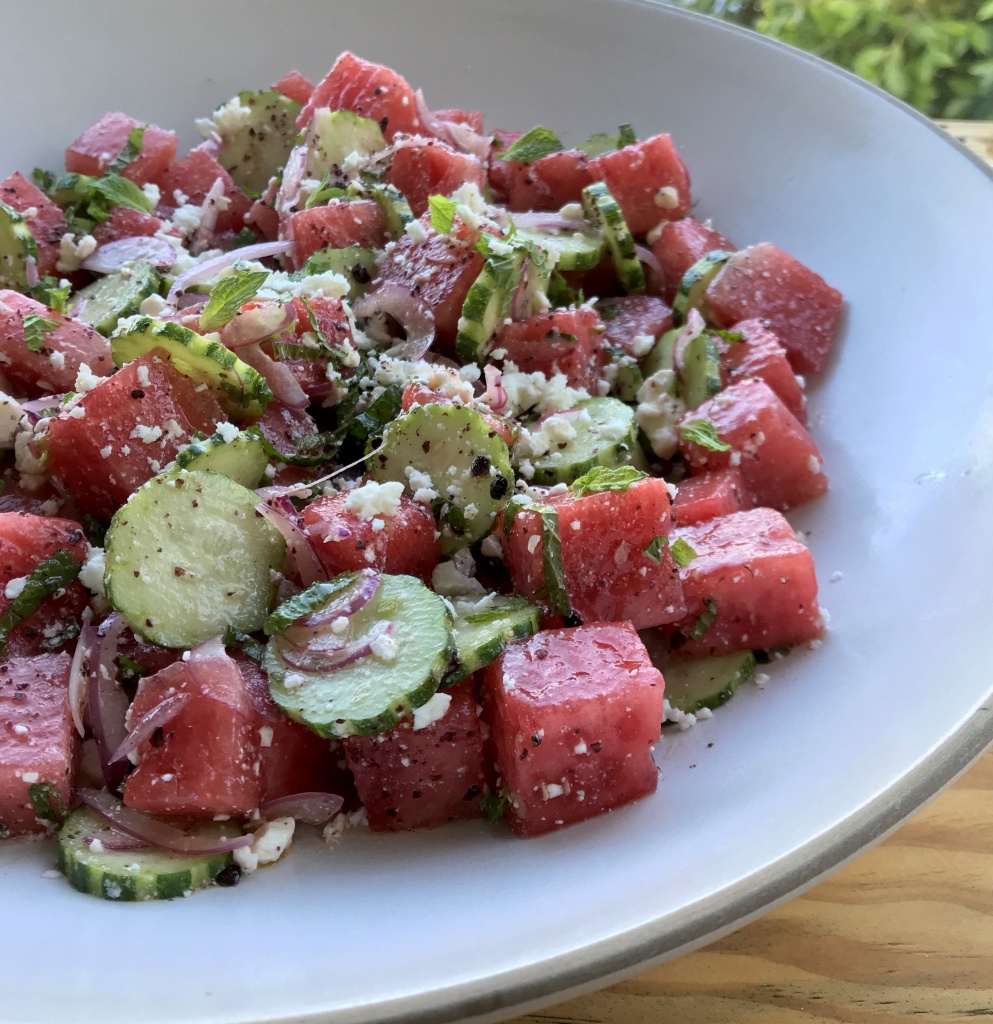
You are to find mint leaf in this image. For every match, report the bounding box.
[304,172,346,210]
[0,550,81,657]
[618,123,637,147]
[503,126,563,164]
[428,194,457,235]
[688,597,718,642]
[28,782,66,827]
[198,268,270,332]
[109,126,145,174]
[481,785,510,823]
[22,313,60,353]
[642,536,667,563]
[44,284,71,315]
[532,503,571,618]
[570,465,646,498]
[90,173,153,214]
[577,132,619,158]
[32,168,57,193]
[670,537,697,568]
[677,418,732,452]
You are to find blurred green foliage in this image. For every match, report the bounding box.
[674,0,993,119]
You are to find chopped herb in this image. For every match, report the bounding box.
[230,227,259,249]
[711,328,745,345]
[108,126,145,174]
[570,465,647,497]
[677,418,732,452]
[198,268,269,332]
[0,550,82,657]
[503,126,564,164]
[576,132,619,158]
[304,172,347,210]
[618,123,637,147]
[480,786,510,823]
[532,503,571,618]
[222,628,265,662]
[428,194,458,235]
[117,656,148,685]
[22,313,59,353]
[28,782,66,827]
[31,168,57,193]
[670,537,697,568]
[89,173,154,215]
[688,597,718,641]
[642,536,667,563]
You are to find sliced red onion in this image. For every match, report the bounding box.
[81,236,177,274]
[19,395,66,426]
[193,176,227,252]
[68,621,99,738]
[481,364,508,413]
[166,240,293,303]
[413,90,492,160]
[509,255,531,322]
[25,255,38,288]
[79,788,252,854]
[85,833,152,853]
[89,614,130,791]
[275,143,308,221]
[672,307,707,375]
[352,283,435,361]
[218,301,294,349]
[108,692,191,765]
[257,497,325,587]
[275,621,392,673]
[635,243,665,281]
[302,568,380,627]
[259,791,344,826]
[238,342,309,409]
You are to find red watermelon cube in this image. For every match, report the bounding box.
[91,206,162,245]
[343,681,487,831]
[705,242,843,375]
[500,149,595,213]
[273,70,314,106]
[481,623,664,837]
[678,379,827,511]
[666,507,824,656]
[384,138,486,217]
[154,149,251,237]
[503,476,686,629]
[285,199,388,269]
[0,652,77,835]
[65,112,177,186]
[0,172,66,277]
[494,307,604,391]
[720,318,807,423]
[650,216,734,303]
[671,467,750,527]
[597,295,673,354]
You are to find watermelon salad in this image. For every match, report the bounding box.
[0,51,840,901]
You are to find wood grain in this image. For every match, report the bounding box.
[509,752,993,1024]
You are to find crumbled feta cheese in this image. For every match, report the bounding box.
[370,631,399,663]
[138,293,169,317]
[0,391,23,449]
[662,698,697,731]
[344,479,404,521]
[480,534,503,560]
[630,333,656,358]
[4,576,27,600]
[233,817,295,874]
[404,466,438,504]
[405,219,429,244]
[130,423,163,444]
[541,782,565,800]
[74,363,102,394]
[635,369,685,459]
[48,350,65,372]
[214,421,240,443]
[499,365,590,418]
[170,203,203,237]
[412,692,452,731]
[78,547,106,599]
[99,445,113,459]
[258,726,274,748]
[141,182,161,207]
[431,561,486,597]
[56,232,97,273]
[654,185,680,209]
[330,616,349,635]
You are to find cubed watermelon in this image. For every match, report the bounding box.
[705,242,843,375]
[503,477,686,629]
[0,652,77,835]
[720,318,807,423]
[384,138,486,217]
[481,623,664,836]
[678,378,827,511]
[343,681,486,831]
[499,149,595,212]
[273,70,315,106]
[433,108,485,133]
[666,507,824,656]
[0,172,66,277]
[671,467,750,527]
[154,149,251,237]
[597,295,673,354]
[650,217,734,304]
[91,206,162,245]
[65,112,177,186]
[285,199,387,269]
[494,307,604,391]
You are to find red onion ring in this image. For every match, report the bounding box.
[108,692,191,765]
[275,621,392,673]
[79,788,252,855]
[218,301,295,349]
[68,620,99,738]
[166,241,293,303]
[89,614,130,791]
[673,308,707,374]
[301,568,380,627]
[413,89,491,160]
[481,365,508,413]
[509,255,531,322]
[256,496,325,587]
[81,236,177,274]
[352,283,435,361]
[259,792,344,826]
[635,242,665,280]
[238,342,309,409]
[275,144,308,222]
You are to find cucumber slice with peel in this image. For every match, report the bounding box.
[0,200,39,290]
[104,469,285,648]
[446,594,541,685]
[660,650,757,714]
[169,430,269,488]
[514,225,604,272]
[74,262,162,336]
[299,246,377,299]
[455,246,526,364]
[303,109,385,179]
[214,90,301,197]
[57,807,238,902]
[678,330,723,409]
[673,250,734,323]
[581,182,644,294]
[265,573,454,738]
[110,316,273,421]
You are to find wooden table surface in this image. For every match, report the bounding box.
[509,120,993,1024]
[508,751,993,1024]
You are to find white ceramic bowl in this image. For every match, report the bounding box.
[3,2,993,1022]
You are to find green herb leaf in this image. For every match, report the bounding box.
[198,268,269,332]
[576,132,620,158]
[570,465,647,498]
[0,551,82,657]
[89,173,153,215]
[503,126,564,164]
[642,535,668,563]
[670,536,697,568]
[428,194,458,235]
[109,126,145,174]
[28,782,66,827]
[687,597,718,642]
[31,168,57,193]
[480,785,510,823]
[22,313,60,353]
[304,171,347,210]
[231,227,259,249]
[677,418,732,452]
[117,655,148,684]
[533,503,571,618]
[618,123,637,147]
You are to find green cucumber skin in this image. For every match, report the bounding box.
[171,431,269,489]
[581,182,645,295]
[673,250,734,323]
[662,651,758,714]
[0,200,38,290]
[445,596,540,685]
[74,263,162,336]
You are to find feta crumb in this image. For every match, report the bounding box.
[258,726,274,748]
[74,363,102,394]
[344,479,404,521]
[635,369,685,459]
[213,420,240,444]
[630,333,656,358]
[138,293,169,317]
[480,534,503,560]
[78,546,106,599]
[4,576,27,600]
[130,423,163,444]
[754,672,770,689]
[330,616,349,635]
[431,561,485,597]
[412,692,452,731]
[56,232,97,273]
[233,817,295,874]
[48,350,65,372]
[404,219,429,244]
[370,631,399,663]
[99,445,113,459]
[0,391,23,449]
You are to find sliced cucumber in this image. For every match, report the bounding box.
[605,347,644,403]
[57,807,237,901]
[446,594,540,685]
[74,262,162,336]
[48,173,94,207]
[581,182,644,294]
[455,246,526,364]
[529,396,637,486]
[169,430,268,488]
[678,331,723,409]
[303,109,385,178]
[359,182,412,238]
[299,245,377,300]
[642,327,678,380]
[104,469,284,648]
[0,200,39,290]
[659,650,757,714]
[370,402,514,553]
[215,90,302,197]
[265,573,454,738]
[110,316,272,421]
[514,226,605,272]
[673,250,734,323]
